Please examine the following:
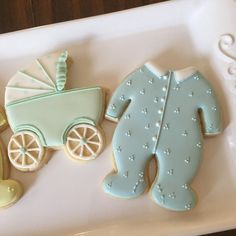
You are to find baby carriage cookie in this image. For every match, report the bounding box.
[5,51,105,172]
[0,107,23,208]
[103,62,221,211]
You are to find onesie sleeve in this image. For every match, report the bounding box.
[105,70,138,122]
[195,72,222,135]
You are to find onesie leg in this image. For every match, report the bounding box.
[103,145,152,199]
[151,143,203,211]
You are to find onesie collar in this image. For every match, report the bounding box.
[144,61,197,83]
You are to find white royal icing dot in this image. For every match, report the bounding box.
[126,80,132,86]
[212,106,217,111]
[174,107,180,114]
[111,104,116,110]
[188,91,194,97]
[160,96,166,103]
[156,121,161,127]
[162,85,167,92]
[158,108,163,114]
[182,130,188,136]
[140,89,145,95]
[154,97,159,103]
[120,95,125,101]
[192,117,197,122]
[139,68,144,73]
[185,157,191,164]
[125,130,131,137]
[164,148,171,155]
[207,89,212,94]
[163,123,169,130]
[194,75,199,80]
[196,142,202,148]
[149,78,154,84]
[129,154,135,161]
[182,184,188,189]
[152,136,157,142]
[156,184,163,192]
[116,146,122,152]
[173,85,180,91]
[125,114,131,119]
[168,192,176,199]
[139,172,144,178]
[143,143,149,149]
[142,108,148,114]
[123,171,128,178]
[163,75,168,80]
[167,169,174,175]
[185,203,192,210]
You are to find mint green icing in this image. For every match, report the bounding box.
[56,51,68,91]
[6,87,104,147]
[103,65,221,211]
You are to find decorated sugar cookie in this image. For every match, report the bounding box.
[0,107,23,208]
[5,51,105,172]
[103,62,221,211]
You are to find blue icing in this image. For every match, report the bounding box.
[103,64,221,211]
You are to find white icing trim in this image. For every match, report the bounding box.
[144,61,168,77]
[35,59,56,88]
[173,67,197,82]
[144,61,197,82]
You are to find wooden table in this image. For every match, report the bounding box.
[0,1,235,235]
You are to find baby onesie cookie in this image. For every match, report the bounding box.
[0,108,23,208]
[103,62,221,211]
[5,51,105,172]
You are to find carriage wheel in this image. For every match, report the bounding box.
[66,124,104,161]
[8,131,45,172]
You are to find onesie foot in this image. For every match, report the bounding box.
[0,179,23,208]
[151,183,197,211]
[103,172,147,199]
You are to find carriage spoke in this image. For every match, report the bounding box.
[87,132,97,141]
[27,148,41,152]
[67,137,80,142]
[21,154,26,166]
[83,127,87,137]
[87,140,100,146]
[9,149,21,153]
[72,143,81,153]
[79,145,84,157]
[21,133,25,147]
[26,152,39,164]
[73,129,82,139]
[26,138,36,148]
[84,143,95,156]
[13,138,22,148]
[12,153,22,162]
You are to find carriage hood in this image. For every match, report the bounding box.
[5,51,68,105]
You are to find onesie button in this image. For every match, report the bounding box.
[162,86,167,92]
[152,136,157,142]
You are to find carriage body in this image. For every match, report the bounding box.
[6,87,104,148]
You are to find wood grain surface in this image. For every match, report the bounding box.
[0,1,235,236]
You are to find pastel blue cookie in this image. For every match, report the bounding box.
[103,63,221,211]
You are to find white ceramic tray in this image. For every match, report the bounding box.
[0,0,236,235]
